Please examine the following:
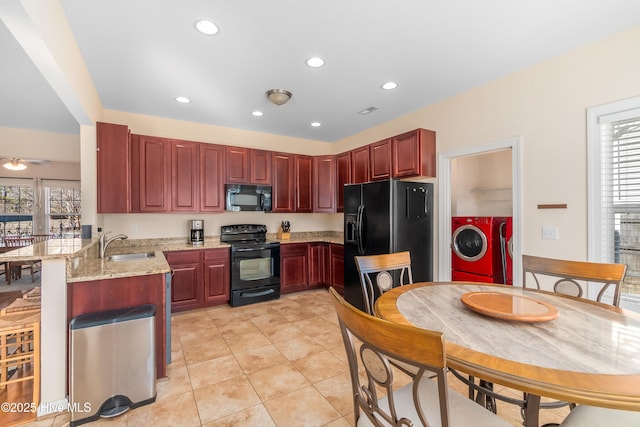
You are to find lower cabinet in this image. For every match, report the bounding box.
[165,248,230,312]
[280,243,309,294]
[329,244,345,295]
[282,242,344,294]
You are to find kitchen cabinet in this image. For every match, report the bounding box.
[370,138,392,180]
[295,155,313,213]
[97,122,130,213]
[272,152,294,212]
[165,247,230,311]
[336,151,351,212]
[225,146,250,183]
[351,145,370,184]
[171,139,199,212]
[199,143,225,212]
[329,244,345,295]
[309,242,330,287]
[313,155,336,213]
[250,149,272,185]
[67,274,166,378]
[392,128,436,178]
[280,243,309,293]
[130,134,172,212]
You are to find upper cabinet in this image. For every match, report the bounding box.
[294,155,313,213]
[130,134,172,212]
[314,155,336,213]
[370,138,392,180]
[392,128,436,178]
[171,139,199,212]
[225,146,272,184]
[272,152,294,212]
[250,149,272,185]
[351,145,370,184]
[199,143,225,212]
[336,151,351,212]
[97,122,130,213]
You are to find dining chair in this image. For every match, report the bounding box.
[328,287,512,427]
[355,251,413,315]
[3,237,40,284]
[558,405,640,426]
[458,254,629,426]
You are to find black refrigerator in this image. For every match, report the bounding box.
[343,179,433,311]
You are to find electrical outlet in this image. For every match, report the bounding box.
[542,226,558,240]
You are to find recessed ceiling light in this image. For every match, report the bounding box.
[194,20,219,35]
[310,122,321,127]
[381,81,398,90]
[175,96,191,104]
[252,111,263,117]
[306,57,325,68]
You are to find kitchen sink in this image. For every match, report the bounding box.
[106,251,156,261]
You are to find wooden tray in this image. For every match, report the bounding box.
[460,291,558,322]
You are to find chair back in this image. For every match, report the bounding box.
[355,251,413,314]
[328,287,450,426]
[31,234,53,244]
[522,254,627,306]
[3,237,34,248]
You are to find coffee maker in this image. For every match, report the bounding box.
[189,220,204,245]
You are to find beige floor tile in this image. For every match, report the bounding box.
[260,322,308,343]
[247,361,310,400]
[201,404,277,427]
[194,376,261,424]
[294,350,348,383]
[295,316,340,337]
[322,416,353,427]
[313,372,356,416]
[156,364,192,401]
[233,343,289,374]
[249,311,290,329]
[225,330,273,354]
[207,304,250,322]
[311,329,345,349]
[180,334,231,365]
[187,354,244,390]
[273,333,326,361]
[126,390,200,427]
[214,317,262,337]
[264,385,342,427]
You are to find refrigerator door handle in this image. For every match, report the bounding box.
[356,204,367,255]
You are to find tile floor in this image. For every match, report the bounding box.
[20,288,568,427]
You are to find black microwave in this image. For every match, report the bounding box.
[225,184,272,212]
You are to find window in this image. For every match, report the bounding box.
[0,184,34,243]
[588,96,640,305]
[46,183,81,238]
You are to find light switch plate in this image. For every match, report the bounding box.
[542,226,558,240]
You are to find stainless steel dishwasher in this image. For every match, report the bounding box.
[69,304,157,426]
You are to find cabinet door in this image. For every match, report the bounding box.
[166,251,203,312]
[370,138,392,180]
[280,243,309,293]
[200,143,225,212]
[313,155,336,213]
[138,135,171,212]
[393,129,436,178]
[250,149,272,185]
[351,145,370,184]
[97,122,130,213]
[171,139,198,211]
[329,244,345,295]
[295,155,313,213]
[203,248,230,305]
[309,242,328,287]
[225,146,250,183]
[272,152,294,212]
[336,151,351,212]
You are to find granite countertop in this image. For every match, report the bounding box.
[0,238,91,262]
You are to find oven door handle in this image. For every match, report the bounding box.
[233,245,278,252]
[241,288,276,298]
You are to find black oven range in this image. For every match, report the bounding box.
[220,224,280,307]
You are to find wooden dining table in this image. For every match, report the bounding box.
[375,282,640,427]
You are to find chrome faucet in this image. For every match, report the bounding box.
[99,232,128,258]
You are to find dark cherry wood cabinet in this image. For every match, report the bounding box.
[272,152,294,212]
[336,151,351,212]
[165,248,230,311]
[392,128,436,178]
[313,155,336,213]
[97,122,130,213]
[370,138,392,180]
[309,242,330,287]
[225,146,250,183]
[351,145,370,184]
[203,248,231,305]
[280,243,309,293]
[171,139,199,212]
[199,143,225,212]
[295,155,313,213]
[329,244,345,295]
[130,134,172,212]
[250,149,272,185]
[67,274,167,378]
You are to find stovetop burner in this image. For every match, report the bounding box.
[220,224,275,247]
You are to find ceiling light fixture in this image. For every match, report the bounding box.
[252,111,263,117]
[381,81,398,90]
[175,96,191,103]
[3,158,27,171]
[266,89,292,106]
[310,122,321,127]
[194,20,219,35]
[306,57,325,68]
[358,106,379,115]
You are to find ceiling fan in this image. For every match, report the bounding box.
[0,157,50,171]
